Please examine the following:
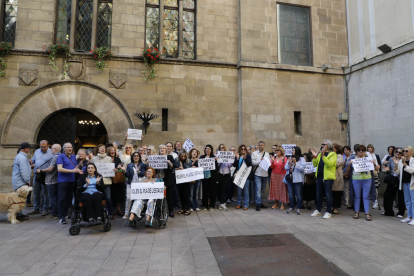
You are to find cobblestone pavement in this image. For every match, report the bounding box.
[0,202,413,276]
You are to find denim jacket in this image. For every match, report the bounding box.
[124,163,146,185]
[12,152,31,190]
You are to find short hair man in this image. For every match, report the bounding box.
[251,141,271,211]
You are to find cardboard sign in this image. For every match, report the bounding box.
[95,163,115,178]
[259,157,271,171]
[282,144,296,156]
[175,168,204,184]
[305,162,316,174]
[198,158,216,170]
[127,129,142,140]
[131,182,165,200]
[148,155,167,169]
[217,151,235,164]
[233,162,252,189]
[352,157,375,173]
[183,138,195,153]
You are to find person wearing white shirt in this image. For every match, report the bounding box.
[251,141,271,211]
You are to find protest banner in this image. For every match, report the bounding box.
[175,168,204,184]
[352,157,375,172]
[282,144,296,156]
[233,162,252,189]
[183,138,195,153]
[217,151,235,164]
[259,157,271,171]
[148,155,167,169]
[305,162,317,174]
[131,182,165,200]
[127,129,142,140]
[198,158,216,170]
[95,163,115,178]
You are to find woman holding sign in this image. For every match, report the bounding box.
[284,147,306,215]
[124,152,146,219]
[176,152,192,215]
[269,146,288,210]
[217,144,232,211]
[233,145,252,210]
[198,145,219,211]
[189,149,201,211]
[397,146,414,225]
[158,144,177,217]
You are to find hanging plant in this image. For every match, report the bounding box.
[0,41,13,79]
[90,46,112,72]
[43,39,71,79]
[140,47,164,80]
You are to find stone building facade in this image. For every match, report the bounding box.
[0,0,348,191]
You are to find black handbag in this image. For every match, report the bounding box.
[384,173,395,185]
[34,158,52,183]
[285,164,295,182]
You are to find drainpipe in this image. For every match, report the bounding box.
[237,0,242,145]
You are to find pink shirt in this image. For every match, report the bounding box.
[270,157,287,175]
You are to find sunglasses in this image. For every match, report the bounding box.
[321,144,327,146]
[241,148,246,150]
[220,147,224,149]
[396,151,402,154]
[126,147,132,149]
[404,150,409,153]
[357,149,364,152]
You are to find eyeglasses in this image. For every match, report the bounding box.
[126,147,132,149]
[321,144,327,146]
[396,151,402,154]
[404,150,409,153]
[357,149,364,152]
[241,148,246,150]
[220,147,224,149]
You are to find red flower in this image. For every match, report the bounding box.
[57,39,59,40]
[94,55,97,57]
[69,44,71,46]
[147,49,150,52]
[48,50,50,52]
[90,50,93,52]
[63,42,66,43]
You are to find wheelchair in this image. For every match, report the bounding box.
[125,197,168,229]
[69,199,111,236]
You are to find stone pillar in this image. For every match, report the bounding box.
[158,0,164,52]
[69,0,76,51]
[91,0,98,50]
[178,0,183,59]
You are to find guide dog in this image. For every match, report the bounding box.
[0,185,32,224]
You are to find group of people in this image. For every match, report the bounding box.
[11,136,414,227]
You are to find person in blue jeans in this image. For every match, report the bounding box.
[233,145,251,210]
[397,146,414,225]
[251,141,270,211]
[284,147,306,215]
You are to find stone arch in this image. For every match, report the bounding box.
[1,81,134,146]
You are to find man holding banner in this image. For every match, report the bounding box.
[233,145,252,210]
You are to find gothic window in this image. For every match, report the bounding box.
[75,0,93,51]
[1,0,18,45]
[56,0,72,43]
[96,1,112,47]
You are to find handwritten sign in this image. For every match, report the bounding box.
[352,157,375,173]
[127,129,142,140]
[233,162,252,189]
[282,144,296,156]
[198,158,216,170]
[183,138,195,153]
[131,182,164,200]
[95,163,115,178]
[259,157,271,171]
[217,151,234,164]
[305,162,316,174]
[175,168,204,184]
[148,155,167,169]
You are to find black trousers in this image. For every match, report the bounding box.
[202,177,217,209]
[166,185,174,213]
[177,182,191,211]
[80,192,103,220]
[383,181,405,216]
[218,173,231,204]
[332,191,342,208]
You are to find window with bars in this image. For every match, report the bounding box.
[1,0,18,45]
[145,0,195,59]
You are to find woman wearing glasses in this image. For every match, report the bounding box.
[397,146,414,225]
[383,148,405,217]
[233,145,252,210]
[217,144,232,211]
[198,145,219,210]
[269,146,288,210]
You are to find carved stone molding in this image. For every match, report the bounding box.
[67,56,86,80]
[109,72,127,89]
[19,68,38,86]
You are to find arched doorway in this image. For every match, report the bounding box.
[36,108,108,153]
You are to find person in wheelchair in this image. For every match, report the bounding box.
[76,163,105,226]
[127,167,164,227]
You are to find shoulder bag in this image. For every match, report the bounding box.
[34,158,53,183]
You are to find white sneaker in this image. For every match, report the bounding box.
[195,208,200,211]
[408,221,414,226]
[323,212,332,219]
[219,204,224,210]
[400,217,412,223]
[190,208,193,212]
[372,202,378,209]
[397,215,403,218]
[311,210,321,217]
[222,203,228,211]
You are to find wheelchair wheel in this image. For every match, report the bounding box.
[156,198,168,229]
[103,221,111,232]
[69,225,81,236]
[71,210,79,225]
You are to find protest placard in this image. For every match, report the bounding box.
[282,144,296,156]
[198,158,216,170]
[183,138,195,153]
[131,182,165,200]
[305,162,317,174]
[175,168,204,184]
[148,155,167,169]
[217,151,235,164]
[352,157,375,173]
[233,162,252,189]
[259,157,271,171]
[127,129,142,140]
[95,163,115,178]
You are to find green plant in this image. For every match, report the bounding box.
[43,39,71,79]
[141,47,164,80]
[0,41,13,79]
[91,46,112,72]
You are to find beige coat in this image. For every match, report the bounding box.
[332,154,344,191]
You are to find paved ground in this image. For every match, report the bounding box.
[0,201,413,276]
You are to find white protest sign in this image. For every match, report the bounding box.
[148,155,167,169]
[183,138,195,153]
[282,144,296,156]
[131,182,165,200]
[233,162,252,189]
[175,168,204,184]
[198,158,216,170]
[305,162,316,174]
[95,163,115,177]
[259,157,271,171]
[127,129,142,140]
[352,157,375,173]
[217,151,235,164]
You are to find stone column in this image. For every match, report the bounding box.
[158,0,164,52]
[178,0,183,59]
[70,0,77,51]
[91,0,99,50]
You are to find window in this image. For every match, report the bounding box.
[294,111,302,136]
[75,0,93,51]
[1,0,18,45]
[162,108,168,131]
[56,0,72,43]
[277,3,312,66]
[145,0,196,59]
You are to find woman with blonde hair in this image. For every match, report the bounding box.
[397,146,414,225]
[217,143,232,211]
[158,144,177,217]
[189,148,201,211]
[269,146,288,210]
